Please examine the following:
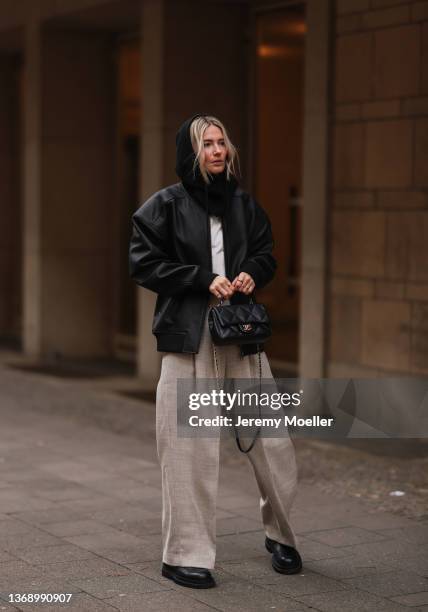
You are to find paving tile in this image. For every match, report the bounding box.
[13,544,97,565]
[216,494,258,511]
[64,531,155,555]
[295,588,411,611]
[38,461,118,483]
[0,521,35,537]
[62,532,161,564]
[303,553,394,580]
[225,505,261,521]
[0,603,19,611]
[231,563,350,597]
[41,520,120,538]
[111,517,162,537]
[292,513,350,533]
[214,535,264,563]
[0,530,62,553]
[0,561,44,590]
[136,561,311,611]
[384,551,428,577]
[0,551,17,563]
[36,558,131,580]
[302,526,389,547]
[27,483,96,503]
[291,535,354,562]
[0,493,56,514]
[166,567,310,611]
[215,516,262,536]
[342,569,428,597]
[0,575,81,599]
[345,512,419,531]
[54,497,127,514]
[9,507,85,526]
[83,477,160,504]
[104,590,216,612]
[338,538,425,564]
[88,506,160,526]
[391,591,428,606]
[70,573,168,599]
[376,524,428,545]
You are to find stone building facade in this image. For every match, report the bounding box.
[330,0,428,378]
[0,0,426,387]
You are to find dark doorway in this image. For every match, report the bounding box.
[0,55,22,350]
[253,3,306,373]
[114,38,140,361]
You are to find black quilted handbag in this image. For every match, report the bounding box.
[208,295,272,453]
[208,296,272,346]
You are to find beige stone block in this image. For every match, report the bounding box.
[415,118,428,187]
[411,303,428,370]
[331,277,375,297]
[386,212,428,281]
[402,97,428,116]
[423,24,428,96]
[412,1,428,21]
[377,190,428,209]
[336,14,363,33]
[374,26,420,99]
[361,300,411,370]
[335,103,362,121]
[337,0,370,14]
[406,283,428,301]
[333,191,375,208]
[331,211,386,277]
[362,5,410,29]
[335,33,372,102]
[329,295,361,362]
[375,280,405,299]
[361,100,400,119]
[334,123,365,188]
[365,120,412,188]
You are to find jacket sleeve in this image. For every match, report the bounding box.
[129,206,218,297]
[239,199,277,290]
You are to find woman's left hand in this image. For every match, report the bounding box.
[231,272,255,295]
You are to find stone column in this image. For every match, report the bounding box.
[135,0,248,384]
[22,20,116,360]
[0,55,21,344]
[299,0,331,378]
[22,18,42,356]
[135,0,165,385]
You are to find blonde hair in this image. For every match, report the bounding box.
[189,115,240,183]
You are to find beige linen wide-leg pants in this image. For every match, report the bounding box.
[156,294,299,569]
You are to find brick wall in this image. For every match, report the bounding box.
[328,0,428,376]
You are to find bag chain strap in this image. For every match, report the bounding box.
[210,302,262,453]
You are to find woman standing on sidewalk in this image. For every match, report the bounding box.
[129,114,302,588]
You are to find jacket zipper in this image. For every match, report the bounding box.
[222,215,229,280]
[195,209,212,353]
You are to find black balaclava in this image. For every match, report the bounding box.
[175,114,238,218]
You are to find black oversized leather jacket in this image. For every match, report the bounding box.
[129,182,277,357]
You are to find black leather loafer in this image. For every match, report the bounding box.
[161,563,216,588]
[265,536,303,574]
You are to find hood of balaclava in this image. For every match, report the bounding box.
[175,114,238,218]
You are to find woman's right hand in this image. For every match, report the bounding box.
[209,275,235,299]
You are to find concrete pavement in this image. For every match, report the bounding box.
[0,361,427,611]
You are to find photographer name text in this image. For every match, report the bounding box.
[188,415,334,428]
